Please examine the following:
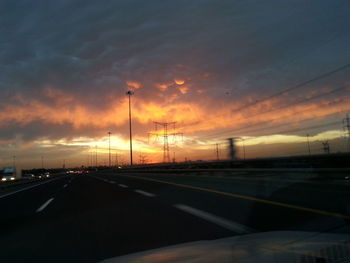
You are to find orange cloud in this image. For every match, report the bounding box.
[0,87,349,144]
[156,83,169,91]
[178,86,189,94]
[174,79,185,85]
[126,81,141,90]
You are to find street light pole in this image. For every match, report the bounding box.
[126,90,134,165]
[108,131,111,167]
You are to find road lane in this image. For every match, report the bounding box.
[0,176,72,230]
[106,172,350,216]
[1,171,350,263]
[0,174,234,263]
[96,172,350,234]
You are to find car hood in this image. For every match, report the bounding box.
[100,231,350,263]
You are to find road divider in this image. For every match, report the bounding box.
[118,184,128,188]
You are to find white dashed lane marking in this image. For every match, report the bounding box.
[174,204,254,234]
[134,189,156,197]
[36,198,55,213]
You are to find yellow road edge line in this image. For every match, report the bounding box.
[121,174,350,221]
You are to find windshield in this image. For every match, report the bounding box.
[0,1,349,263]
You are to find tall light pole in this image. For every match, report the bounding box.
[126,90,134,165]
[108,131,111,167]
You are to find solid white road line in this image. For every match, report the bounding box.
[0,177,64,199]
[118,184,128,188]
[134,189,156,197]
[174,204,253,234]
[36,198,54,213]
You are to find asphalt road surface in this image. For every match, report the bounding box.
[1,171,349,263]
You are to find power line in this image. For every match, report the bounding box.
[243,120,341,138]
[202,118,342,144]
[201,100,348,140]
[231,62,350,114]
[201,85,348,140]
[343,113,350,152]
[236,85,348,120]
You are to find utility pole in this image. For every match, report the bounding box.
[108,131,111,167]
[115,152,118,167]
[149,122,183,163]
[126,90,134,165]
[215,143,219,160]
[306,133,311,155]
[173,152,176,163]
[343,113,350,152]
[242,139,246,160]
[95,145,98,167]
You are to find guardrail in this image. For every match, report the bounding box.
[114,168,350,173]
[110,167,350,179]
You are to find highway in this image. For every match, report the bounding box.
[0,171,350,263]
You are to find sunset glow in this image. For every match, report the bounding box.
[0,1,349,168]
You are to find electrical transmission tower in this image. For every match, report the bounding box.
[149,122,183,163]
[343,113,350,152]
[321,141,330,154]
[138,152,147,164]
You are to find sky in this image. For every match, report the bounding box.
[0,0,350,168]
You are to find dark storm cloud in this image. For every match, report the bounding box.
[0,0,350,143]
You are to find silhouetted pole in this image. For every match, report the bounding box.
[126,90,134,165]
[306,133,311,155]
[108,131,111,167]
[95,145,98,167]
[242,139,246,160]
[343,113,350,152]
[215,143,219,160]
[227,138,236,160]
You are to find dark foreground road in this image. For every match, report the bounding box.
[0,171,349,263]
